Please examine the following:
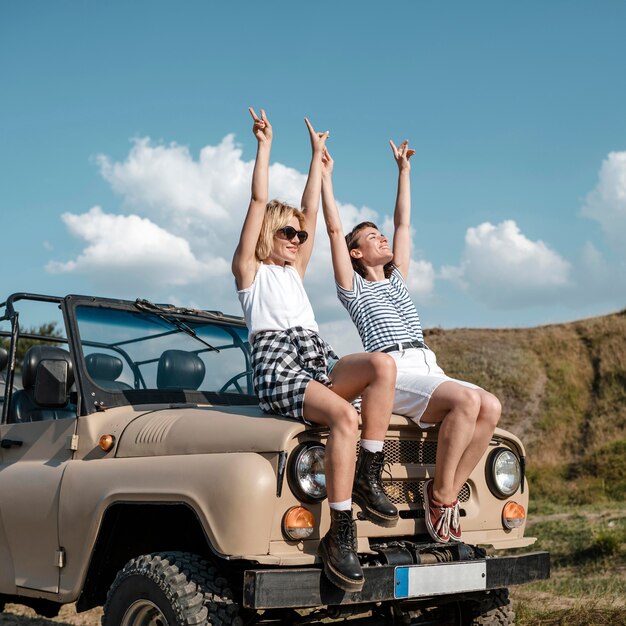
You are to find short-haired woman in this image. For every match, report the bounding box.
[320,139,502,544]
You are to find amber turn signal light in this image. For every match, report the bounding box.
[99,434,115,451]
[502,501,526,529]
[282,506,315,541]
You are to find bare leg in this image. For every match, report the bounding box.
[327,352,399,527]
[451,390,501,495]
[420,382,481,504]
[329,352,396,440]
[306,381,366,592]
[303,380,360,503]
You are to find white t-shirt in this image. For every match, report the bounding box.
[237,263,318,343]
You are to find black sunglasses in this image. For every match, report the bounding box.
[276,226,309,244]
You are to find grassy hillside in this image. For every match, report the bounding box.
[425,310,626,624]
[424,309,626,505]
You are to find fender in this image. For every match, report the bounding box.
[57,451,276,600]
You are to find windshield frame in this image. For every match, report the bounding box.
[64,294,256,415]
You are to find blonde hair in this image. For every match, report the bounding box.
[256,199,305,261]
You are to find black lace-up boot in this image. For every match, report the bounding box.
[353,448,399,528]
[318,509,364,592]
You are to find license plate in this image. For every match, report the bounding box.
[395,561,487,598]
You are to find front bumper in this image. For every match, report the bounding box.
[243,551,549,609]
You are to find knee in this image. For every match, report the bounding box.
[480,392,502,428]
[329,404,360,439]
[449,388,481,424]
[369,352,397,383]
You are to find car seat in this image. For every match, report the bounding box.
[9,346,76,423]
[85,353,133,390]
[157,350,205,390]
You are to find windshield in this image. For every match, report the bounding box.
[75,306,253,397]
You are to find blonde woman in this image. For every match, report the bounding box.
[232,108,398,592]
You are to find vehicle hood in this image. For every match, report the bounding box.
[108,408,523,459]
[115,405,309,458]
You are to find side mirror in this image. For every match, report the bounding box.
[0,347,7,373]
[34,359,70,407]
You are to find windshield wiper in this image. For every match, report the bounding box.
[134,299,220,353]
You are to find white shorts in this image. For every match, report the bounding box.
[388,348,479,429]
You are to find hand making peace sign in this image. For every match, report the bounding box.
[390,139,415,171]
[249,107,272,144]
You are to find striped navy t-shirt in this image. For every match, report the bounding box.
[337,267,425,353]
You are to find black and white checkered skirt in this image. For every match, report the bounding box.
[251,326,338,422]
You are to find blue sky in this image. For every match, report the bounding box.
[2,1,625,354]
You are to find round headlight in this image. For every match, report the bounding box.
[486,448,521,499]
[287,442,327,503]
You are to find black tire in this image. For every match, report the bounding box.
[194,562,243,626]
[102,552,242,626]
[460,588,515,626]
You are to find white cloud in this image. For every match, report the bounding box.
[441,220,571,308]
[581,151,626,255]
[46,207,229,295]
[339,202,380,232]
[97,135,305,231]
[94,136,317,273]
[568,241,626,304]
[98,136,237,219]
[50,135,435,317]
[406,259,436,298]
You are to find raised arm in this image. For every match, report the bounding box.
[390,139,415,278]
[321,147,354,290]
[232,107,272,290]
[295,118,328,277]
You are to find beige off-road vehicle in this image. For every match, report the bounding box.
[0,293,549,625]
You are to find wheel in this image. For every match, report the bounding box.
[219,371,252,394]
[197,563,244,626]
[459,588,515,625]
[102,552,207,625]
[102,552,242,626]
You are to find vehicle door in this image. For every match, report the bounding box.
[0,416,76,593]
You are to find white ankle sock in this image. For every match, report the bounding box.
[360,439,384,453]
[329,499,352,511]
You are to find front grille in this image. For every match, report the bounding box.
[358,437,471,509]
[383,439,437,465]
[385,481,471,506]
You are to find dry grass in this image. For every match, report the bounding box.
[425,309,626,504]
[0,605,101,625]
[512,596,626,626]
[509,503,626,626]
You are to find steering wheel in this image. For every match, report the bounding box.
[219,370,253,394]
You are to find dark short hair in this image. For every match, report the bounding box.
[345,221,395,279]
